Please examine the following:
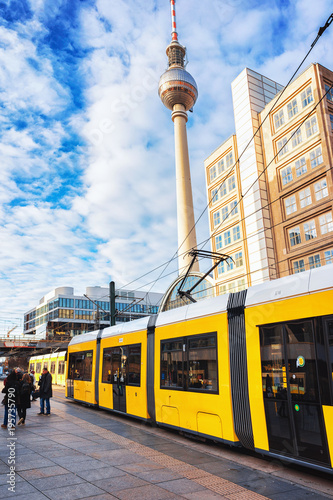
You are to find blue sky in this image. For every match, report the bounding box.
[0,0,332,330]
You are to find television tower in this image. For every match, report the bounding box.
[159,0,199,274]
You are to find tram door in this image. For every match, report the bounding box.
[260,320,330,465]
[112,347,127,413]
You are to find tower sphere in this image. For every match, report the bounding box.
[158,67,198,112]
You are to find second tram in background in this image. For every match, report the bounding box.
[29,351,67,386]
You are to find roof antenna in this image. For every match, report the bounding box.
[170,0,178,41]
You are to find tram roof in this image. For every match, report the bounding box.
[245,265,333,308]
[67,266,333,347]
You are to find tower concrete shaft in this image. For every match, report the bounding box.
[172,104,199,273]
[158,0,199,275]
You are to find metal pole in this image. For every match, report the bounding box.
[109,281,116,326]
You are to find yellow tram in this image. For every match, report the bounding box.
[29,351,67,386]
[66,266,333,473]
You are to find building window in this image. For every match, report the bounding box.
[222,206,229,220]
[219,284,227,294]
[289,226,301,246]
[226,152,233,168]
[211,188,219,204]
[237,279,246,291]
[228,282,236,293]
[299,187,312,208]
[217,261,225,275]
[285,195,297,215]
[287,98,298,118]
[278,137,288,157]
[228,175,236,191]
[233,225,241,241]
[215,235,223,250]
[310,147,323,168]
[226,259,234,271]
[305,116,318,138]
[293,259,305,273]
[325,84,333,102]
[319,212,333,235]
[292,128,302,148]
[304,220,317,240]
[220,182,227,197]
[295,157,307,177]
[224,231,231,246]
[209,165,216,182]
[309,254,321,269]
[217,159,224,175]
[324,249,333,264]
[230,200,238,215]
[330,114,333,131]
[213,211,221,227]
[274,109,285,129]
[301,86,313,108]
[235,252,243,267]
[314,179,328,201]
[281,165,293,186]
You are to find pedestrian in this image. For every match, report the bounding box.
[38,367,52,415]
[17,373,32,425]
[1,371,20,429]
[29,369,36,386]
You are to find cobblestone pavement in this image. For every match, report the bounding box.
[0,391,332,500]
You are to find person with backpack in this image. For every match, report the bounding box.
[17,373,32,425]
[1,371,20,429]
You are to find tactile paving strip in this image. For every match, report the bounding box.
[55,407,269,499]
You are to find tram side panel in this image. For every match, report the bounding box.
[154,311,238,445]
[245,290,333,471]
[98,329,148,419]
[66,340,97,405]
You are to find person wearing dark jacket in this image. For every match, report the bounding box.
[18,373,32,425]
[38,368,52,415]
[1,371,20,429]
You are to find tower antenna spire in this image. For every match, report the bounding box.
[170,0,178,41]
[159,0,199,275]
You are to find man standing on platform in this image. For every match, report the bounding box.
[37,368,52,415]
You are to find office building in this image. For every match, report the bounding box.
[205,63,333,293]
[23,286,162,339]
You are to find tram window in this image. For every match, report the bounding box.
[161,333,218,392]
[43,362,48,370]
[102,348,112,383]
[161,340,184,388]
[58,361,65,375]
[30,363,35,372]
[68,351,93,381]
[188,335,217,391]
[36,363,41,374]
[260,325,285,399]
[286,321,319,403]
[128,345,141,386]
[50,362,56,374]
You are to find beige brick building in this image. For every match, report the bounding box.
[205,63,333,294]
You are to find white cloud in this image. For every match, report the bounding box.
[1,0,333,320]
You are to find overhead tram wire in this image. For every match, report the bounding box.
[98,13,333,301]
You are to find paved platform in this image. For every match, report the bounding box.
[0,391,332,500]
